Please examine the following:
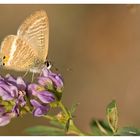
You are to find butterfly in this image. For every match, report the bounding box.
[0,10,49,73]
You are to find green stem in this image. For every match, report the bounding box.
[58,101,69,117]
[58,101,86,136]
[44,101,87,135]
[44,115,54,121]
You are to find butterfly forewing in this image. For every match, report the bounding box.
[17,10,49,62]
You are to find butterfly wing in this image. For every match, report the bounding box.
[17,10,49,62]
[0,35,38,71]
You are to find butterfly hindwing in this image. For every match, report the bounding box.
[1,35,38,71]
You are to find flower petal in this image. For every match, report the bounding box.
[30,100,50,117]
[33,106,49,117]
[38,77,53,86]
[0,106,5,116]
[12,104,20,116]
[0,87,13,101]
[0,83,18,98]
[28,84,39,96]
[42,67,49,77]
[30,99,41,108]
[0,116,11,126]
[49,75,63,92]
[9,85,18,97]
[5,74,16,86]
[16,77,26,91]
[37,91,55,103]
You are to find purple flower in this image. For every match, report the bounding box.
[0,105,16,126]
[0,86,14,101]
[0,75,27,125]
[0,75,27,101]
[28,84,55,104]
[0,115,11,126]
[0,67,64,125]
[30,99,50,117]
[38,67,64,93]
[0,75,17,100]
[38,77,53,87]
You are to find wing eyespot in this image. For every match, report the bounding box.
[3,56,6,59]
[2,56,8,65]
[2,56,6,66]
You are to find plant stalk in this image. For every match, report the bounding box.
[58,101,86,136]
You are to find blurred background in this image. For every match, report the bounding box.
[0,4,140,135]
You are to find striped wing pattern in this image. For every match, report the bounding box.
[0,10,49,71]
[1,35,37,71]
[17,10,49,62]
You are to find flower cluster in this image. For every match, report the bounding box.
[0,66,63,126]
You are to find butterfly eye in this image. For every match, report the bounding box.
[46,61,52,69]
[3,63,5,66]
[46,61,50,67]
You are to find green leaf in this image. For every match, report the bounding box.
[106,100,118,133]
[49,120,65,129]
[115,127,140,136]
[25,125,65,136]
[90,119,113,136]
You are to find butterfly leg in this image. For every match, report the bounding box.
[31,72,35,83]
[23,70,29,78]
[39,70,43,76]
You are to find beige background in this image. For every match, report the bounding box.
[0,4,139,135]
